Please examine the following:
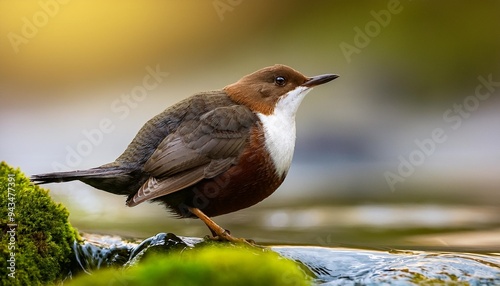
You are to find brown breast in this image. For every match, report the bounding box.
[162,122,285,218]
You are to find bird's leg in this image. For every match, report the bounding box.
[188,207,253,245]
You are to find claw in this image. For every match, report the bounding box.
[189,207,256,246]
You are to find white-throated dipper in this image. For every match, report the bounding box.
[32,64,338,243]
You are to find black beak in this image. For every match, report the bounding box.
[302,74,339,87]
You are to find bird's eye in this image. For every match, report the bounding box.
[274,76,286,86]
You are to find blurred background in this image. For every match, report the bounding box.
[1,1,499,250]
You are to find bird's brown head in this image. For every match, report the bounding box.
[224,64,338,115]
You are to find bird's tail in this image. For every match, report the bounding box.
[31,167,127,185]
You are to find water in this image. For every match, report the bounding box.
[60,196,500,284]
[71,233,500,285]
[274,247,500,285]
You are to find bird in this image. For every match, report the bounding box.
[31,64,338,243]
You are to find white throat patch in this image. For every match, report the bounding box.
[257,86,312,177]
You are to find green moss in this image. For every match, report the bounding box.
[69,245,311,286]
[0,162,79,285]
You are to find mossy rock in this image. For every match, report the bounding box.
[69,245,311,286]
[0,162,79,285]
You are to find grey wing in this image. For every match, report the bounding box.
[126,105,256,206]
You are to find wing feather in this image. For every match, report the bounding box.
[127,166,205,207]
[128,104,257,206]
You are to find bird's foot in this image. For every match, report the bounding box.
[205,230,255,246]
[187,207,257,246]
